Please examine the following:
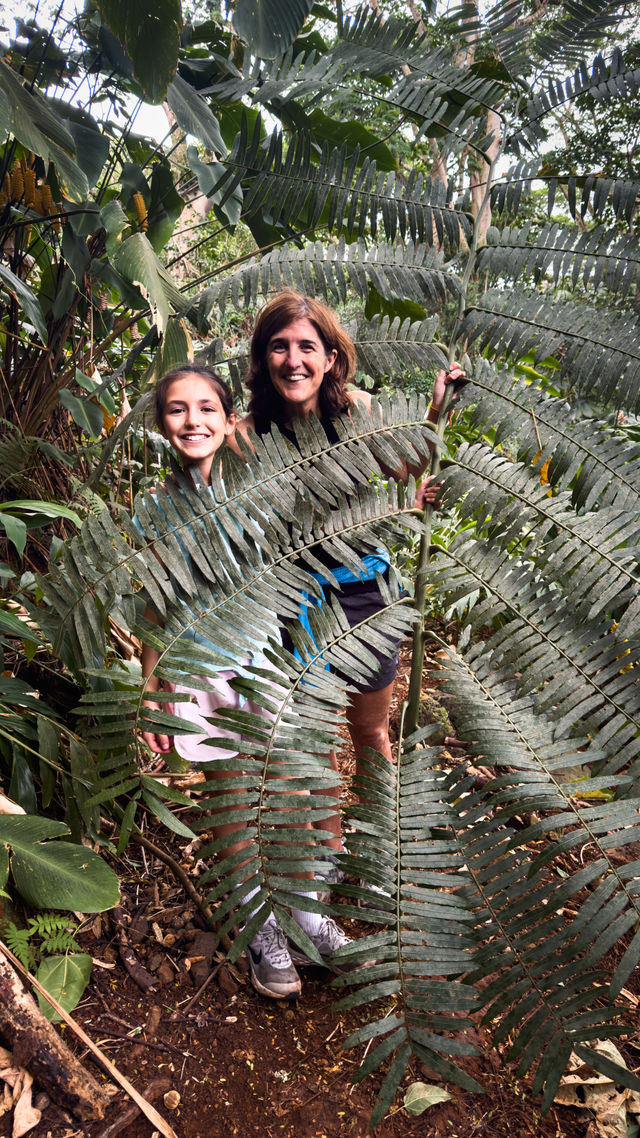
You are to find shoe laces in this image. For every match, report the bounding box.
[256,921,292,968]
[317,917,349,952]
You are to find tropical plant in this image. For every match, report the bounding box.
[3,912,93,1022]
[6,0,640,1125]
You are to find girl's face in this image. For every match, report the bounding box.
[160,375,236,482]
[265,317,337,419]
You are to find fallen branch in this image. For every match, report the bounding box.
[0,947,108,1123]
[0,941,178,1138]
[93,1076,171,1138]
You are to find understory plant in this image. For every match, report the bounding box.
[4,0,640,1124]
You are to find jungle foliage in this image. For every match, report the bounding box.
[2,0,640,1124]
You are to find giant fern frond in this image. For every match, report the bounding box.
[457,360,640,511]
[329,732,483,1128]
[204,119,468,252]
[492,161,640,226]
[459,289,640,412]
[441,646,640,1105]
[509,46,640,152]
[187,238,459,328]
[478,223,640,300]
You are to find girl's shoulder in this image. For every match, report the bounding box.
[345,390,372,412]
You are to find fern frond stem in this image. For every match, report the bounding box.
[405,400,452,734]
[405,138,505,738]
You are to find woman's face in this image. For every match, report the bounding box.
[265,317,337,419]
[161,375,236,481]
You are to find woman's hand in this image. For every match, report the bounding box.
[430,361,467,415]
[415,474,442,510]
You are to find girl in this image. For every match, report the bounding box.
[139,364,353,998]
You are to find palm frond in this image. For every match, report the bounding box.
[431,525,639,776]
[457,361,640,511]
[459,289,640,413]
[509,46,640,153]
[492,161,640,226]
[354,314,448,378]
[444,440,640,625]
[441,647,640,1105]
[527,0,627,76]
[478,223,640,300]
[325,731,482,1127]
[187,238,458,328]
[203,118,468,252]
[187,586,415,942]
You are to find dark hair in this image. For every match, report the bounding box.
[154,364,235,429]
[246,290,356,427]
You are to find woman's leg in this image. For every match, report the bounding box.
[346,682,394,775]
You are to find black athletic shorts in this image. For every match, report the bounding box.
[282,574,405,694]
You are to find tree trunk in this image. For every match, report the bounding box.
[0,950,109,1123]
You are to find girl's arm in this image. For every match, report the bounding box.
[140,607,173,754]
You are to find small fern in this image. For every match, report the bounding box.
[4,923,35,971]
[4,914,81,971]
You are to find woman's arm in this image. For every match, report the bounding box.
[349,363,466,485]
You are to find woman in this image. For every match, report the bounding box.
[234,291,464,887]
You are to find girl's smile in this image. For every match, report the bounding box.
[266,317,336,419]
[161,374,236,481]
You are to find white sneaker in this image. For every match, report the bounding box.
[289,917,359,971]
[246,920,302,999]
[358,879,393,909]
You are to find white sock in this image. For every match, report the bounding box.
[239,883,274,932]
[291,889,323,936]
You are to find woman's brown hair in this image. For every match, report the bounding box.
[246,290,356,426]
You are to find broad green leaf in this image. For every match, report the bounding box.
[0,514,26,557]
[101,199,128,257]
[154,317,193,379]
[232,0,315,58]
[148,161,184,252]
[58,387,104,439]
[166,74,226,156]
[0,59,87,201]
[113,232,184,334]
[0,816,120,912]
[0,86,8,140]
[0,845,8,891]
[187,147,243,226]
[96,0,181,103]
[308,110,397,172]
[404,1082,452,1115]
[0,606,41,644]
[0,264,47,343]
[50,99,110,187]
[0,500,82,528]
[36,953,93,1021]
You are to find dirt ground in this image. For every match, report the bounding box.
[0,646,635,1138]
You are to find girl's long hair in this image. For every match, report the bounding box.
[246,291,356,427]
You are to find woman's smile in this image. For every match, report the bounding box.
[266,317,336,418]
